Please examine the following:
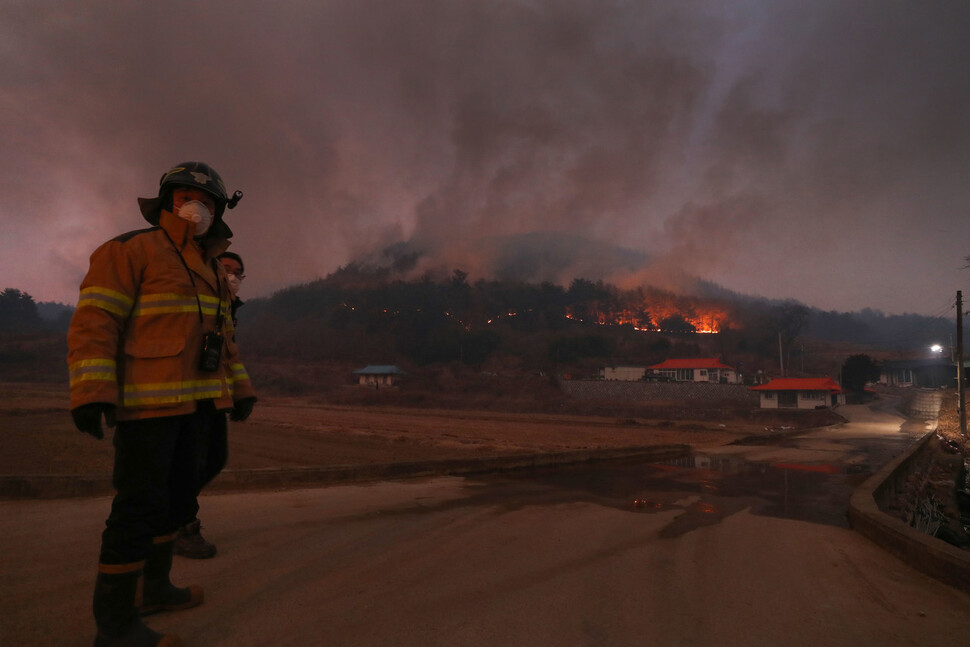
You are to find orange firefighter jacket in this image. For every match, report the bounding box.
[67,210,256,421]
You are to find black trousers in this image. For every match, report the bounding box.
[204,413,228,487]
[99,408,220,565]
[190,412,229,520]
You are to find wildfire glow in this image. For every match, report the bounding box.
[565,302,730,334]
[342,294,730,335]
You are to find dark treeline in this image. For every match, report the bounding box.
[234,267,954,371]
[0,288,72,382]
[806,307,954,349]
[0,288,73,333]
[1,274,954,377]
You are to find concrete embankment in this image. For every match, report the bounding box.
[849,388,970,593]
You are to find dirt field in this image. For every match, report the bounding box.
[0,382,796,478]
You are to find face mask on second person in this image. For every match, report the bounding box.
[176,200,214,236]
[226,273,242,297]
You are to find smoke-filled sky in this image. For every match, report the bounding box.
[2,0,969,317]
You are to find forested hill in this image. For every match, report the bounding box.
[805,307,954,349]
[233,271,953,368]
[0,278,953,370]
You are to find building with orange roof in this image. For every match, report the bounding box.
[749,377,844,409]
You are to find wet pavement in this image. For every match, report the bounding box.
[466,402,930,536]
[6,401,968,647]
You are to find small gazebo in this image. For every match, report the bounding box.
[353,365,405,387]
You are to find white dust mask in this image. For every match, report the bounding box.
[226,273,242,296]
[176,200,214,236]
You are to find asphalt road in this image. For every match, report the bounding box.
[4,404,969,646]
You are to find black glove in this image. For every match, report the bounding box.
[229,397,256,422]
[71,403,116,440]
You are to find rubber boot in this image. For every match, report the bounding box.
[139,533,204,616]
[174,519,217,559]
[93,561,183,646]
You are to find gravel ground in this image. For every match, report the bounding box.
[1,382,766,479]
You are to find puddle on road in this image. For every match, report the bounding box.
[480,431,924,537]
[361,426,926,539]
[517,453,855,534]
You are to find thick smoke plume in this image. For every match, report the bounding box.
[2,1,968,315]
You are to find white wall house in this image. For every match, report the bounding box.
[601,366,647,381]
[749,377,843,409]
[646,358,740,384]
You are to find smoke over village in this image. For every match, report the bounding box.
[8,8,970,644]
[2,1,970,318]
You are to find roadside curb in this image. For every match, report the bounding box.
[0,444,691,500]
[848,431,970,594]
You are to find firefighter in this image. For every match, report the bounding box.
[218,251,245,326]
[173,251,246,559]
[68,161,257,646]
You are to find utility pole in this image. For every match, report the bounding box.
[958,291,966,437]
[778,332,785,377]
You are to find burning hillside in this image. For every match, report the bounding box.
[242,234,953,371]
[562,284,735,334]
[566,303,730,334]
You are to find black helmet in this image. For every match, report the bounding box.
[138,161,238,239]
[158,162,229,208]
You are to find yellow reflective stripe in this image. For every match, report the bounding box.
[133,304,199,315]
[132,293,198,316]
[230,363,249,382]
[69,359,117,387]
[198,295,233,317]
[122,379,223,406]
[131,293,230,317]
[77,287,133,317]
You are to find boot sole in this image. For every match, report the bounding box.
[173,548,217,559]
[95,634,184,647]
[140,585,204,616]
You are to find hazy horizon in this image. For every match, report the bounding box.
[3,1,969,317]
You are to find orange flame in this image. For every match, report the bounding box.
[566,302,730,334]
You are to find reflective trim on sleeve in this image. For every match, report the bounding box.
[77,287,134,317]
[69,358,117,387]
[229,363,249,383]
[121,379,224,407]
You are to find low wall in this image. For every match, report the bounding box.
[559,379,759,406]
[849,432,970,593]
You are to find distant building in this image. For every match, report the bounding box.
[353,365,405,387]
[749,377,843,409]
[880,358,960,389]
[646,358,740,384]
[601,366,647,381]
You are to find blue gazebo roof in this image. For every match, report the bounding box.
[353,365,405,375]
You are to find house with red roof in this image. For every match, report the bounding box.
[749,377,843,409]
[646,358,740,384]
